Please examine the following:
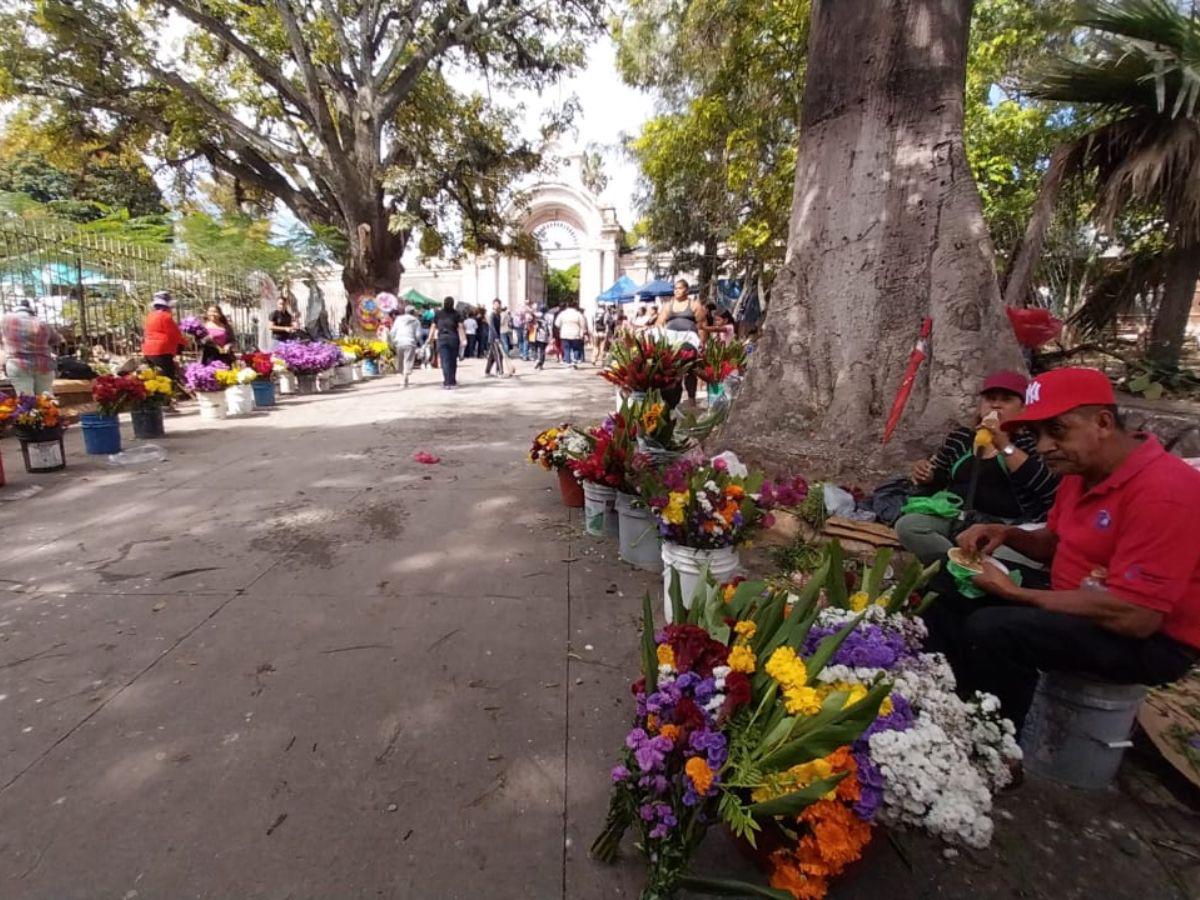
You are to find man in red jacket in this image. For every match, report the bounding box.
[141,291,185,385]
[935,368,1200,730]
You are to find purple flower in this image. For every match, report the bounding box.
[611,765,630,783]
[179,316,208,339]
[852,748,885,821]
[804,623,913,670]
[183,361,229,393]
[273,340,343,374]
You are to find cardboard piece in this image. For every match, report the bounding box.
[1137,671,1200,789]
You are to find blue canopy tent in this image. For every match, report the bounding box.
[634,278,676,299]
[596,275,639,304]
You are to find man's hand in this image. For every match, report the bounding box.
[981,420,1010,451]
[911,459,934,484]
[972,560,1020,601]
[956,523,1009,556]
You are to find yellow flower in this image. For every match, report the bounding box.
[765,646,808,689]
[783,685,822,716]
[848,591,870,612]
[640,402,664,432]
[733,620,757,641]
[656,644,676,669]
[880,696,894,717]
[663,491,689,525]
[728,644,756,674]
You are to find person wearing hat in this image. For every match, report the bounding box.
[1,298,58,395]
[932,367,1200,731]
[897,370,1058,565]
[141,291,185,386]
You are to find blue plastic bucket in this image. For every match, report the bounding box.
[81,413,122,455]
[251,379,276,408]
[363,359,380,377]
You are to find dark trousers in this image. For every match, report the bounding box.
[563,338,584,364]
[922,572,1197,731]
[144,354,177,387]
[485,340,506,376]
[464,334,477,359]
[531,341,547,369]
[438,340,459,386]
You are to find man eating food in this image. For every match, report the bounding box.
[924,367,1200,731]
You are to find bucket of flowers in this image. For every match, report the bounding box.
[602,334,697,409]
[222,366,257,418]
[335,338,363,383]
[362,340,392,377]
[0,393,67,472]
[639,452,783,618]
[567,412,636,538]
[242,352,277,407]
[273,341,342,393]
[697,337,748,403]
[592,574,890,900]
[184,361,231,420]
[130,367,174,438]
[529,424,592,508]
[85,374,146,455]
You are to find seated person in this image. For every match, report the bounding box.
[897,370,1058,565]
[925,368,1200,732]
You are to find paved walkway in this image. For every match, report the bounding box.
[0,360,649,899]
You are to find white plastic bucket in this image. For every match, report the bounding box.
[351,362,364,382]
[224,383,254,417]
[661,542,740,621]
[317,371,335,392]
[582,481,617,538]
[278,371,299,395]
[334,364,353,385]
[616,492,662,571]
[197,391,226,421]
[1019,672,1146,790]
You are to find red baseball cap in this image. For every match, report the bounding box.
[979,370,1028,398]
[1001,367,1116,431]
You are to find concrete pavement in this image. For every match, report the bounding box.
[0,359,650,899]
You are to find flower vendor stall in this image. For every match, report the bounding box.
[566,412,637,538]
[184,361,231,420]
[529,424,591,507]
[242,352,277,408]
[0,393,66,473]
[593,542,1023,899]
[130,367,174,438]
[85,374,146,454]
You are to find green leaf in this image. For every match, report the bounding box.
[677,875,794,900]
[748,773,846,818]
[804,613,864,683]
[758,681,891,771]
[641,592,658,694]
[726,579,767,619]
[669,567,686,625]
[825,540,848,608]
[864,548,893,601]
[759,563,828,659]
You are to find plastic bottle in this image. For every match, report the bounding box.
[107,444,168,466]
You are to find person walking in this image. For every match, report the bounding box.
[515,307,530,360]
[462,310,478,360]
[1,298,58,395]
[556,301,589,368]
[485,299,510,378]
[500,306,514,354]
[475,310,490,358]
[426,297,465,389]
[389,303,422,387]
[140,291,184,386]
[530,306,550,370]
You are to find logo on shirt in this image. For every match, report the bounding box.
[1025,381,1042,405]
[1095,509,1112,529]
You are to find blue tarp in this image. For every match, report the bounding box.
[596,275,639,304]
[634,278,676,298]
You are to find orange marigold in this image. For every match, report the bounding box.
[769,851,827,900]
[684,756,714,795]
[659,724,682,744]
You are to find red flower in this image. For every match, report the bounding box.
[722,671,752,717]
[663,623,729,677]
[672,696,706,734]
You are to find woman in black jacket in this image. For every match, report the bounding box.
[897,370,1058,565]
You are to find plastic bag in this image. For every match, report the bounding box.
[822,484,856,518]
[107,444,168,466]
[1005,307,1063,349]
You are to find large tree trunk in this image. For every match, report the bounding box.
[1147,242,1200,369]
[341,197,407,300]
[723,0,1024,480]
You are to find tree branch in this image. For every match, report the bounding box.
[273,0,348,166]
[318,0,363,83]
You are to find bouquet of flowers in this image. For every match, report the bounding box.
[0,393,62,433]
[133,367,174,408]
[179,316,209,341]
[241,351,274,378]
[623,390,692,459]
[273,341,343,374]
[593,574,889,899]
[566,412,637,490]
[366,339,393,361]
[697,337,748,385]
[336,337,365,362]
[92,374,147,416]
[602,334,696,393]
[639,453,774,550]
[183,361,230,393]
[215,368,241,388]
[529,424,591,471]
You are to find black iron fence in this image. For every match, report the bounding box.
[0,219,264,359]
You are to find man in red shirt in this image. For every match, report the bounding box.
[926,367,1200,731]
